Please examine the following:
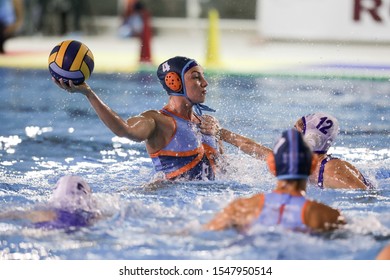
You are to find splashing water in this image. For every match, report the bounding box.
[0,68,389,259]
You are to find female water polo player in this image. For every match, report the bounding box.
[53,56,223,181]
[205,112,372,189]
[205,129,345,232]
[0,175,101,230]
[293,112,373,190]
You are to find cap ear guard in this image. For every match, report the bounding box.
[164,72,182,92]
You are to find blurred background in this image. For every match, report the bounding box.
[16,0,390,42]
[20,0,257,36]
[2,0,390,75]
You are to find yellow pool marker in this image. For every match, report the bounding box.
[205,9,221,68]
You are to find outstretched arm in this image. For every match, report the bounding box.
[219,128,272,160]
[0,210,56,223]
[199,116,271,160]
[54,79,156,142]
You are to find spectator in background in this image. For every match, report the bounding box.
[118,0,152,63]
[118,0,145,38]
[0,0,24,54]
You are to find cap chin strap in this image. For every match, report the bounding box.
[167,93,216,116]
[192,102,216,116]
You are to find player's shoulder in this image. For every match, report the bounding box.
[326,157,359,174]
[306,199,340,218]
[140,109,170,121]
[233,193,263,208]
[141,109,160,116]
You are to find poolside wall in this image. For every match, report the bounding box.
[258,0,390,43]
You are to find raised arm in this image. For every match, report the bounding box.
[54,79,156,142]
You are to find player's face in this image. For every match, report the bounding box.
[184,66,208,104]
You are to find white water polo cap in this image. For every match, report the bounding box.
[301,112,339,154]
[51,175,93,210]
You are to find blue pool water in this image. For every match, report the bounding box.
[0,67,389,260]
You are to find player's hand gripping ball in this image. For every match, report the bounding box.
[48,40,94,85]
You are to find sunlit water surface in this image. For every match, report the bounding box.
[0,68,389,260]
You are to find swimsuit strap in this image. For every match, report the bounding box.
[317,155,336,189]
[277,194,292,224]
[362,174,374,189]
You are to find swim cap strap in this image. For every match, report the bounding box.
[193,103,216,116]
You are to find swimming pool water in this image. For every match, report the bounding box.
[0,68,389,260]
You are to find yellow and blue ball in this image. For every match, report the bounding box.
[48,40,94,85]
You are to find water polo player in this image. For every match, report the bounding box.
[205,129,345,232]
[53,56,223,181]
[294,112,373,190]
[203,112,373,189]
[0,175,101,230]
